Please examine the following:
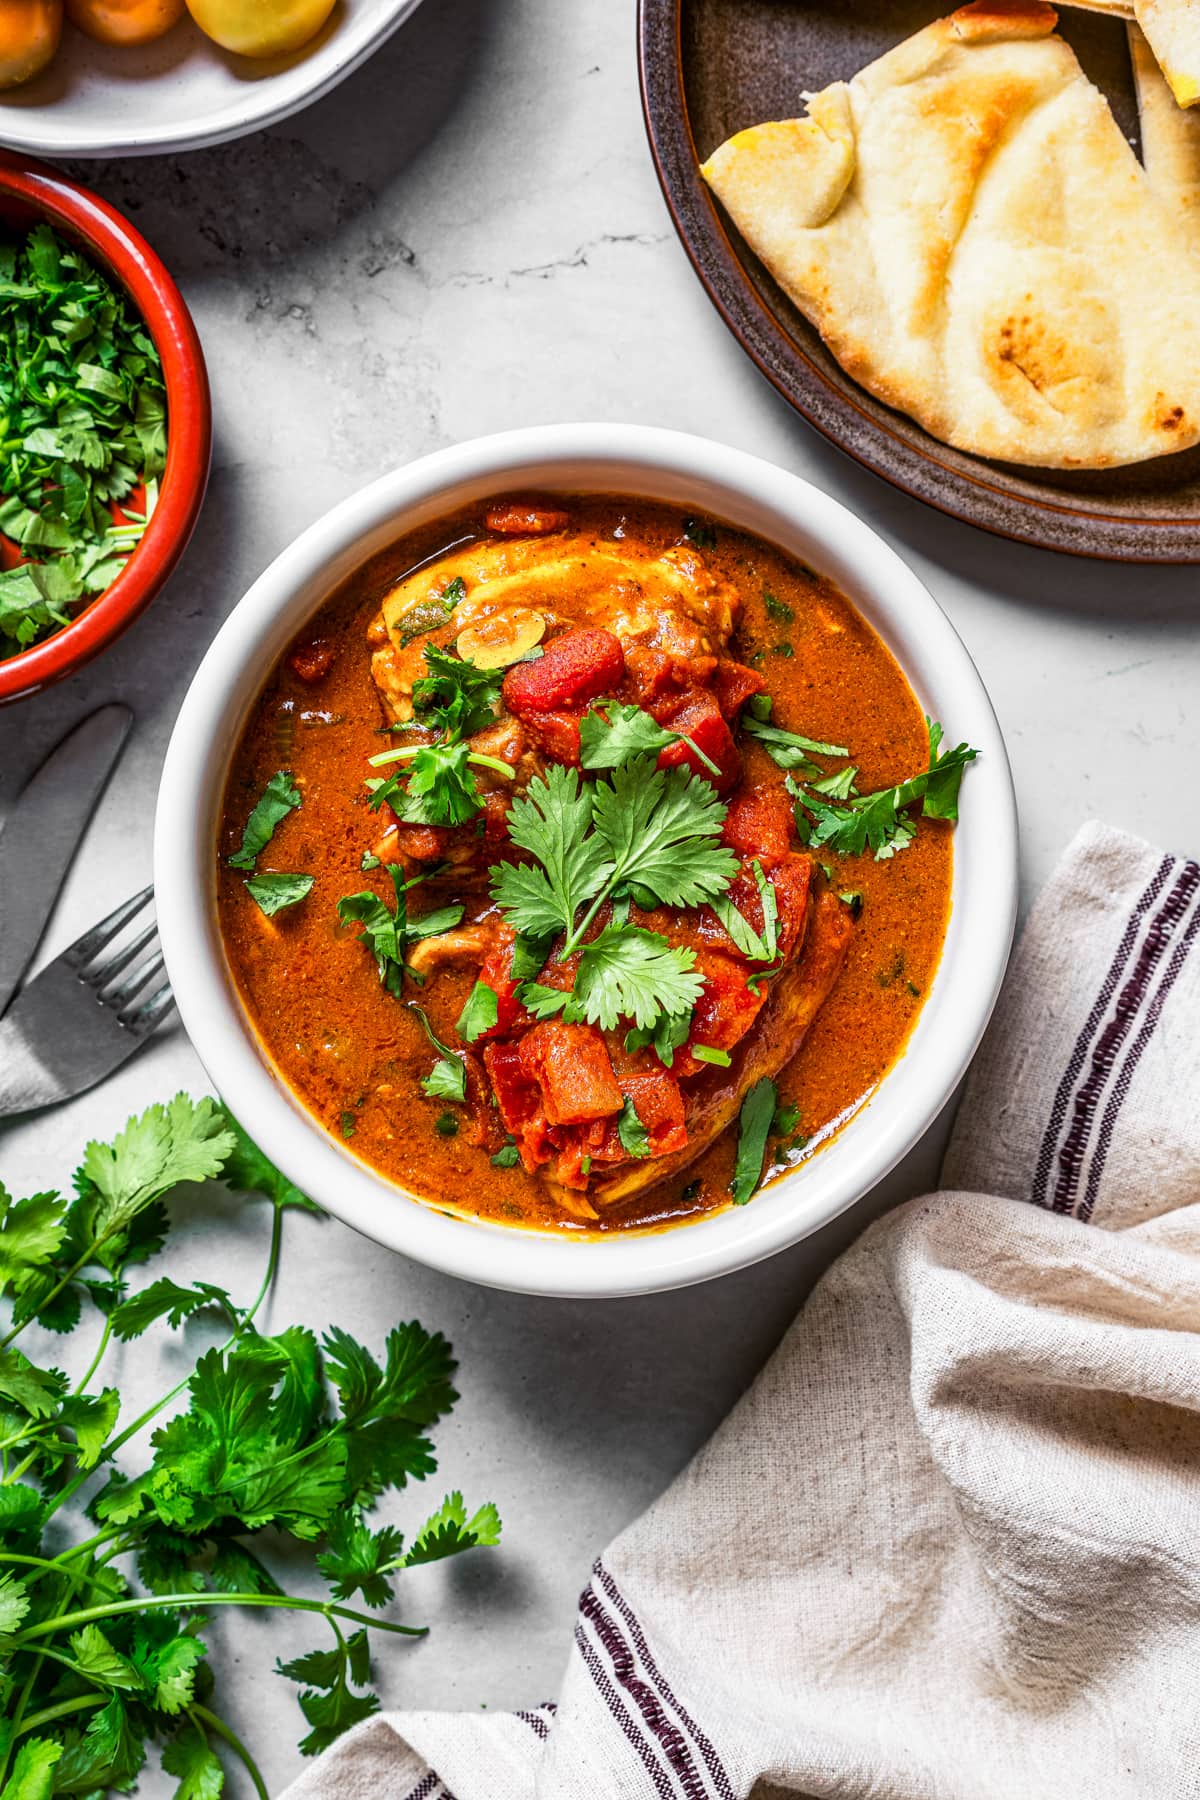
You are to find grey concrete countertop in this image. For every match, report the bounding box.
[1,0,1198,1791]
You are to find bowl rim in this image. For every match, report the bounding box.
[0,149,211,705]
[154,423,1019,1298]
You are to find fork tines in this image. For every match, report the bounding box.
[65,885,174,1036]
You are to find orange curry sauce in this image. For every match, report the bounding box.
[217,498,953,1234]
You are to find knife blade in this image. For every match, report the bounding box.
[0,703,132,1017]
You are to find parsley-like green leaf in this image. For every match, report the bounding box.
[0,225,167,662]
[455,981,498,1043]
[244,871,314,918]
[0,1737,62,1800]
[411,643,503,739]
[338,867,463,996]
[491,763,612,939]
[228,771,301,870]
[161,1723,224,1800]
[793,719,978,860]
[579,701,719,777]
[731,1077,777,1205]
[624,1007,692,1068]
[616,1098,650,1159]
[740,706,848,773]
[408,1005,468,1103]
[403,1490,502,1565]
[521,925,703,1032]
[590,757,737,910]
[111,1278,233,1341]
[711,860,779,964]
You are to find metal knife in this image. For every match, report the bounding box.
[0,703,133,1017]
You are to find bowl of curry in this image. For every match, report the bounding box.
[156,425,1017,1296]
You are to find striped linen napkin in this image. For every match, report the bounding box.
[283,822,1200,1800]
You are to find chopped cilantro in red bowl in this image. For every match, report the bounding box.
[0,150,210,704]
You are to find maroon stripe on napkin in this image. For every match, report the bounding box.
[580,1583,713,1798]
[1050,858,1198,1216]
[597,1563,735,1800]
[515,1707,552,1740]
[1032,855,1173,1211]
[406,1775,454,1800]
[575,1622,681,1800]
[1079,870,1200,1222]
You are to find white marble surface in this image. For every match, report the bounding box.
[2,0,1200,1792]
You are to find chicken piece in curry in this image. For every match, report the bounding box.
[218,496,961,1234]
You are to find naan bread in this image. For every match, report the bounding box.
[701,0,1200,468]
[1056,2,1198,106]
[1131,20,1200,217]
[1134,0,1200,105]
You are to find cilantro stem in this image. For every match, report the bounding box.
[41,1200,285,1525]
[11,1691,105,1741]
[14,1591,428,1645]
[368,745,515,779]
[72,1314,113,1397]
[190,1704,269,1800]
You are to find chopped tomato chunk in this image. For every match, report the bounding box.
[622,647,717,707]
[473,940,535,1040]
[655,689,740,792]
[521,709,582,766]
[683,951,767,1068]
[503,629,624,715]
[619,1072,687,1155]
[721,789,793,866]
[518,1021,623,1125]
[288,638,337,683]
[485,500,569,536]
[714,658,766,720]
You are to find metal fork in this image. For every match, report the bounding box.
[0,887,175,1119]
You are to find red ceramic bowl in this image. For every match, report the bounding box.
[0,151,211,705]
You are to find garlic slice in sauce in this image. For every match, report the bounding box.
[457,609,546,670]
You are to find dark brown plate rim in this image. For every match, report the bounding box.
[638,0,1200,563]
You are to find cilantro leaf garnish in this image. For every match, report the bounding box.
[0,224,167,661]
[711,860,779,964]
[624,1007,692,1068]
[740,697,848,775]
[520,925,704,1032]
[616,1098,651,1159]
[579,700,720,777]
[337,867,463,996]
[228,770,301,870]
[792,718,978,860]
[245,871,314,918]
[731,1077,777,1204]
[367,646,511,828]
[490,756,736,1032]
[409,1005,468,1103]
[455,981,499,1043]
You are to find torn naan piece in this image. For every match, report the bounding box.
[1131,19,1200,219]
[1134,0,1200,105]
[701,0,1200,468]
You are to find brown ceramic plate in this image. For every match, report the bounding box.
[639,0,1200,561]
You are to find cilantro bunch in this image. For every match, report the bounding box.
[0,1096,498,1797]
[0,226,167,660]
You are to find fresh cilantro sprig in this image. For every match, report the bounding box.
[337,867,464,997]
[367,646,511,828]
[740,695,848,778]
[579,701,720,777]
[488,756,737,1033]
[731,1077,777,1204]
[228,770,301,871]
[0,1097,499,1796]
[0,225,167,660]
[791,718,977,860]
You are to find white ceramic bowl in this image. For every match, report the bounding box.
[0,0,425,159]
[156,425,1018,1298]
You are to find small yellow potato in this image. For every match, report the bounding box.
[0,0,62,89]
[66,0,185,44]
[184,0,336,57]
[457,611,547,671]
